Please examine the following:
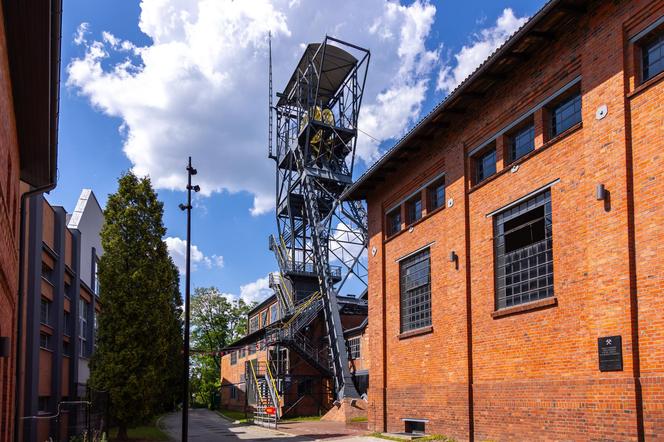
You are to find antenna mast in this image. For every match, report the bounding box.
[268,31,275,160]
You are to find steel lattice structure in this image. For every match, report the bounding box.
[268,36,370,399]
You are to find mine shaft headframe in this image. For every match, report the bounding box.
[276,36,370,170]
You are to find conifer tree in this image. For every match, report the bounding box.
[90,172,183,440]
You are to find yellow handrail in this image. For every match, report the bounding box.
[282,291,321,329]
[248,361,264,403]
[277,272,293,304]
[265,361,281,407]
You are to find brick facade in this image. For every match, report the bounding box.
[353,1,664,440]
[0,5,20,441]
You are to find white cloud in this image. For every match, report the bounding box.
[74,22,89,45]
[165,236,224,274]
[238,275,272,304]
[436,8,528,94]
[66,0,440,215]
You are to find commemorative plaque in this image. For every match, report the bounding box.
[598,335,622,372]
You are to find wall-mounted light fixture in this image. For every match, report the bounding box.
[596,183,606,201]
[449,251,458,263]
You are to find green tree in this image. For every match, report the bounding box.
[90,172,183,440]
[189,287,252,408]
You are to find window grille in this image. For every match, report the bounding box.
[643,31,664,81]
[494,190,554,309]
[400,249,431,333]
[347,336,361,359]
[230,351,237,365]
[551,93,581,137]
[510,124,535,161]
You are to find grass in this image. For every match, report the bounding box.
[108,424,169,441]
[369,432,455,442]
[281,415,322,422]
[216,408,251,424]
[350,416,368,423]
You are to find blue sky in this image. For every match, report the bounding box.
[49,0,546,303]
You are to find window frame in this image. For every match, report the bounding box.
[40,298,51,326]
[426,176,445,213]
[347,336,361,360]
[399,248,432,333]
[39,332,51,350]
[507,122,535,163]
[473,144,497,185]
[405,194,423,226]
[386,207,402,237]
[549,91,582,139]
[230,351,237,365]
[493,190,554,310]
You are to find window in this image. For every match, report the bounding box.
[474,147,496,184]
[39,333,51,350]
[550,93,581,137]
[249,344,256,355]
[297,378,313,396]
[270,304,279,323]
[509,124,535,162]
[93,256,100,295]
[230,385,238,400]
[642,30,664,81]
[64,282,72,299]
[427,177,445,212]
[249,315,259,333]
[230,351,237,365]
[240,347,246,358]
[38,396,50,413]
[494,190,554,310]
[261,310,268,327]
[40,298,51,325]
[386,208,402,237]
[41,262,53,283]
[406,195,422,226]
[79,299,90,357]
[63,312,71,336]
[63,341,72,357]
[399,249,431,333]
[347,336,361,360]
[405,420,426,435]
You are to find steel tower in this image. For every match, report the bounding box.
[268,36,370,400]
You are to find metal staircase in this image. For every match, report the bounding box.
[269,36,370,400]
[247,360,281,429]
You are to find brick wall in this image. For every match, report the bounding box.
[365,0,664,440]
[0,2,20,441]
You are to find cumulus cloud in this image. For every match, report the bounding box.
[165,236,224,274]
[238,275,273,304]
[436,8,528,94]
[66,0,440,215]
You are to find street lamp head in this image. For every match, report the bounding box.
[187,165,198,176]
[178,203,187,211]
[193,185,201,193]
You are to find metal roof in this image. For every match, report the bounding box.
[342,0,588,201]
[277,42,358,107]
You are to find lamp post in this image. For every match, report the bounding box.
[179,156,200,441]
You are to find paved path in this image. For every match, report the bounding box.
[159,409,383,442]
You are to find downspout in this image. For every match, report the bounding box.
[14,184,56,442]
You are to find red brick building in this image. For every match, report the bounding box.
[220,290,369,419]
[344,0,664,440]
[0,2,61,441]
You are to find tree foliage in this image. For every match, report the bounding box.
[90,172,183,439]
[189,287,252,408]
